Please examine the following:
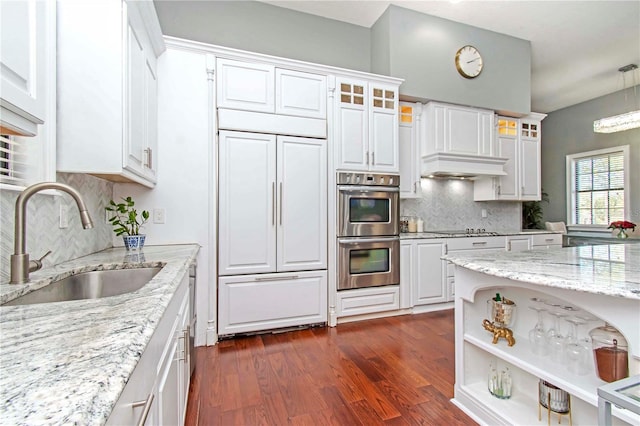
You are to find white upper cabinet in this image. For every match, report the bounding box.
[474,114,546,201]
[56,0,165,187]
[0,0,48,136]
[398,102,422,198]
[217,58,326,119]
[217,59,275,113]
[275,68,326,119]
[423,102,494,157]
[218,131,327,276]
[335,77,400,173]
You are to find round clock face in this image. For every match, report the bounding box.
[455,45,483,79]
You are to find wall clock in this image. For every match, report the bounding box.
[455,45,483,79]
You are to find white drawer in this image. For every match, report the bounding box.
[446,236,505,251]
[531,233,562,246]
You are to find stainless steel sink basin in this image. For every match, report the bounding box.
[4,267,162,306]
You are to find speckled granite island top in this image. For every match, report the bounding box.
[443,243,640,300]
[0,244,200,426]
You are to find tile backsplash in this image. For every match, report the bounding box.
[0,173,113,283]
[401,178,521,231]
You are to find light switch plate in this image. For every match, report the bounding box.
[153,208,165,224]
[59,204,69,228]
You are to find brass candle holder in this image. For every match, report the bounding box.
[538,380,572,426]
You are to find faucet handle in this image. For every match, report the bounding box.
[29,250,52,273]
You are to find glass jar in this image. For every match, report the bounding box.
[589,324,629,382]
[407,216,418,233]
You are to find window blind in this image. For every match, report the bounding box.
[0,134,28,187]
[573,151,625,225]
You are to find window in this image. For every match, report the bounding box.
[0,130,55,191]
[0,135,28,187]
[566,146,630,227]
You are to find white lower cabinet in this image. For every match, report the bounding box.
[336,285,400,317]
[156,291,190,425]
[505,235,531,252]
[402,240,447,306]
[106,273,190,426]
[531,233,563,249]
[218,270,327,336]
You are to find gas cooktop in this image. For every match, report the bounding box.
[427,229,502,237]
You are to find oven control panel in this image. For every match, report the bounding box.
[337,172,399,187]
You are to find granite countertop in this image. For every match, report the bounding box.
[443,243,640,300]
[0,244,200,425]
[400,229,563,239]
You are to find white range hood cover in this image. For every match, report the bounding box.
[421,152,508,179]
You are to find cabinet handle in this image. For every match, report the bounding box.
[177,327,189,362]
[413,182,416,192]
[132,393,154,426]
[185,324,190,371]
[279,182,283,225]
[472,241,487,246]
[254,275,299,282]
[545,238,554,242]
[366,151,369,165]
[144,148,152,169]
[272,182,276,226]
[497,185,501,195]
[371,152,375,165]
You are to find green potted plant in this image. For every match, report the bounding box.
[522,190,549,229]
[105,196,150,250]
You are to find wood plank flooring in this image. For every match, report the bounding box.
[185,310,477,425]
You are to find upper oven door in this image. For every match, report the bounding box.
[338,186,399,237]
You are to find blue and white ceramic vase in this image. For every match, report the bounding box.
[123,235,146,251]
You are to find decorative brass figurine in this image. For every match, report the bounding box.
[483,319,516,346]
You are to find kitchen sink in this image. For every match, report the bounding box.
[4,267,162,306]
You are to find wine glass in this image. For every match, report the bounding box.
[564,316,590,375]
[545,301,567,363]
[528,298,549,356]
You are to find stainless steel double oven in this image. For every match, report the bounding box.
[337,172,400,290]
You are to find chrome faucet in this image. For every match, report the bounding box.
[10,182,94,284]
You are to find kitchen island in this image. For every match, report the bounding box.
[0,244,199,425]
[444,243,640,426]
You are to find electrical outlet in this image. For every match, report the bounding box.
[105,210,111,224]
[59,204,69,228]
[153,208,165,224]
[481,209,488,218]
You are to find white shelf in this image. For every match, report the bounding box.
[465,329,602,402]
[464,323,640,425]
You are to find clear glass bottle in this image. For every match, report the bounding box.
[589,324,629,382]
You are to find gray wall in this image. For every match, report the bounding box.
[153,0,371,72]
[541,86,640,225]
[372,5,531,116]
[155,2,531,116]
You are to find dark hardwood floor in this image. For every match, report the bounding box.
[185,310,477,425]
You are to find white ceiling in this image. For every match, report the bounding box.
[261,0,640,113]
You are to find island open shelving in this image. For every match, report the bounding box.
[445,244,640,426]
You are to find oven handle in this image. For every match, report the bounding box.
[337,185,400,192]
[338,236,400,244]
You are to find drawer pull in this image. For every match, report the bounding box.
[255,275,299,282]
[132,393,154,426]
[472,241,487,246]
[545,238,554,242]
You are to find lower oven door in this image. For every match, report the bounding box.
[338,237,400,290]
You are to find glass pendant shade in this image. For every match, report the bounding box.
[593,110,640,133]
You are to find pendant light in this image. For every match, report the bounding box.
[593,64,640,133]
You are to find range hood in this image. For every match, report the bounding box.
[421,153,508,179]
